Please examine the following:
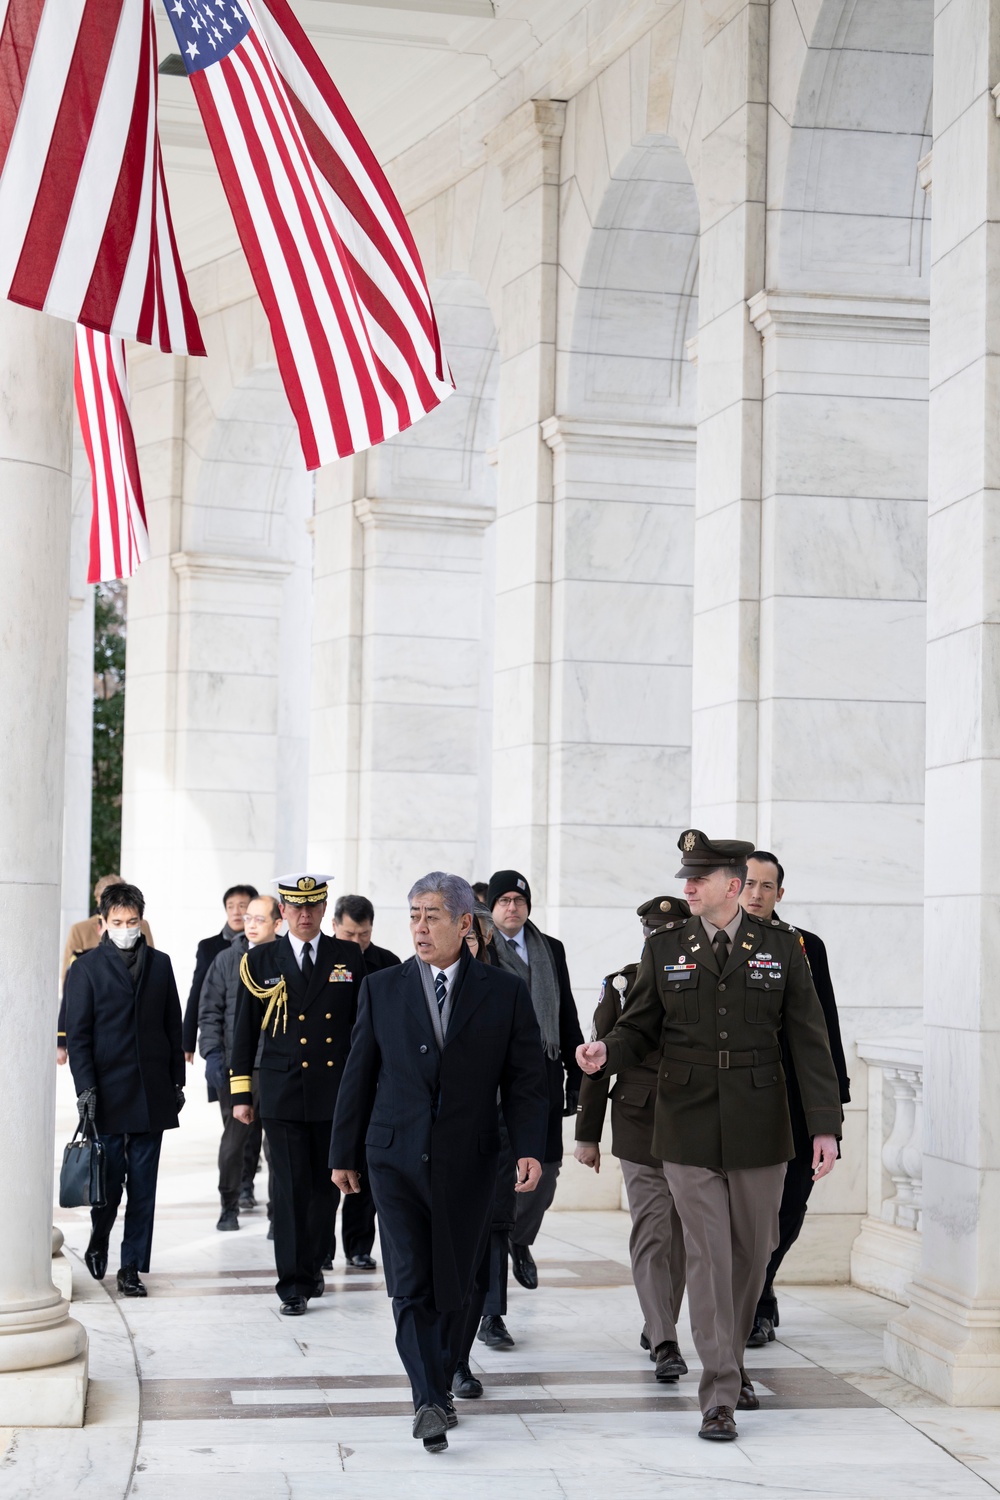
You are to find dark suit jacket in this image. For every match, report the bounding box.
[182,929,236,1054]
[575,963,662,1168]
[768,919,851,1155]
[329,948,549,1310]
[65,940,185,1135]
[229,932,365,1121]
[362,941,401,973]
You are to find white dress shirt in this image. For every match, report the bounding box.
[287,931,318,970]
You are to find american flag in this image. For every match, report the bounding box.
[0,0,204,355]
[75,327,150,584]
[162,0,454,470]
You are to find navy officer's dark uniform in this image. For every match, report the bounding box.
[230,883,364,1309]
[330,943,548,1420]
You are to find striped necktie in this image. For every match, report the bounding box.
[434,970,448,1015]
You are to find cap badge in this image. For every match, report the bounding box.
[683,832,696,852]
[299,877,316,892]
[659,899,672,912]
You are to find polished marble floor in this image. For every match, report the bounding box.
[3,1072,999,1498]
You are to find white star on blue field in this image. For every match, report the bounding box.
[163,0,250,73]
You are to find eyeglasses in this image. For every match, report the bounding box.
[495,896,527,909]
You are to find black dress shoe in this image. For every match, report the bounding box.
[699,1405,738,1441]
[279,1297,307,1316]
[267,1222,275,1241]
[216,1208,239,1231]
[413,1404,448,1452]
[639,1331,654,1361]
[84,1240,108,1282]
[477,1314,515,1349]
[654,1341,688,1382]
[452,1360,483,1398]
[746,1315,775,1347]
[238,1194,255,1214]
[116,1265,147,1298]
[347,1253,377,1269]
[321,1256,334,1271]
[309,1275,325,1298]
[737,1368,760,1411]
[444,1394,458,1429]
[509,1241,538,1289]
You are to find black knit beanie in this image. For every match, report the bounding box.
[486,869,531,913]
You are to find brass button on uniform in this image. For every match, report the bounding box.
[300,1037,308,1044]
[327,1061,333,1067]
[718,983,726,992]
[326,1037,332,1043]
[302,1061,309,1068]
[718,1007,727,1015]
[299,1014,305,1021]
[325,1013,332,1019]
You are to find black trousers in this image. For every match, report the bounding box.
[217,1074,268,1211]
[341,1150,377,1259]
[263,1117,340,1302]
[90,1131,163,1273]
[755,1149,815,1322]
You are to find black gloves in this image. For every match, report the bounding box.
[76,1087,97,1122]
[563,1088,579,1118]
[175,1086,186,1113]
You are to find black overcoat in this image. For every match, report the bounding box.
[767,918,851,1155]
[329,948,549,1311]
[229,932,364,1121]
[65,941,185,1134]
[182,929,233,1054]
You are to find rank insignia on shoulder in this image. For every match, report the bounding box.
[329,967,353,982]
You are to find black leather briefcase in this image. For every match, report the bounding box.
[59,1117,107,1208]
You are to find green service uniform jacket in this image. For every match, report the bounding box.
[575,963,661,1169]
[601,909,843,1171]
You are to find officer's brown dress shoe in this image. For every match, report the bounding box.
[737,1369,760,1411]
[699,1405,738,1441]
[654,1341,689,1382]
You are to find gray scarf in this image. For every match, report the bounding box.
[495,919,561,1060]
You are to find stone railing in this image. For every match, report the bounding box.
[850,1035,923,1303]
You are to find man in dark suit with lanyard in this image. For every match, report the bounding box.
[229,873,364,1316]
[742,851,851,1346]
[331,872,548,1454]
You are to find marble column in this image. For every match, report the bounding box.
[0,299,88,1424]
[60,451,97,947]
[485,100,565,907]
[541,416,694,984]
[884,0,1000,1405]
[689,0,768,834]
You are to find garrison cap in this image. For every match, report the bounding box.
[636,895,684,922]
[273,872,333,906]
[675,828,755,880]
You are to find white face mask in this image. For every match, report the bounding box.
[107,926,141,950]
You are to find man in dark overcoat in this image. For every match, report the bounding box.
[330,871,548,1454]
[742,851,852,1344]
[578,830,843,1444]
[229,873,364,1315]
[574,895,689,1383]
[65,882,185,1297]
[487,868,583,1299]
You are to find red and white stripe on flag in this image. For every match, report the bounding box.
[0,0,205,355]
[75,326,150,584]
[164,0,454,470]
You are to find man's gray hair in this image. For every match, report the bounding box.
[407,872,476,922]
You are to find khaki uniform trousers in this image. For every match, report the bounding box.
[619,1159,686,1347]
[664,1160,786,1412]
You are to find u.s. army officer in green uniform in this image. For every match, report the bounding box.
[578,831,842,1444]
